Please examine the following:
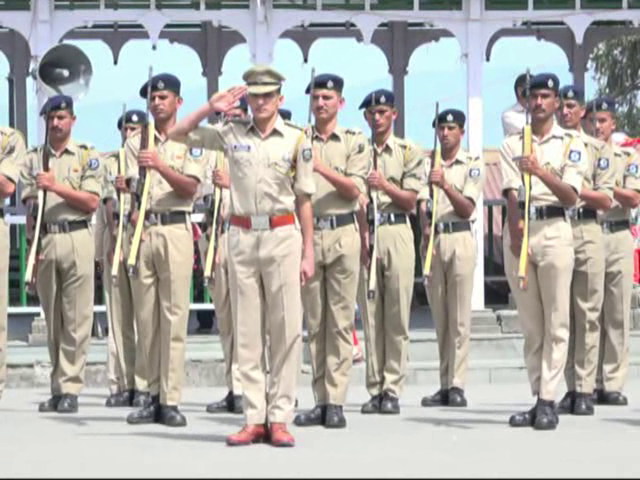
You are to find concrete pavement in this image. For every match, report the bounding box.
[2,381,640,478]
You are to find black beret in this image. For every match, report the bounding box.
[585,96,616,114]
[40,95,73,116]
[432,109,466,128]
[305,73,344,94]
[529,73,560,93]
[559,85,584,103]
[279,109,292,121]
[359,89,394,110]
[117,109,147,131]
[139,73,181,98]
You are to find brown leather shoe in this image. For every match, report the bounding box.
[226,424,269,446]
[269,423,295,447]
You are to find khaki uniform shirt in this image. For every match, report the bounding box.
[124,132,205,213]
[500,124,588,206]
[418,147,484,222]
[20,140,102,222]
[574,132,616,209]
[502,102,526,137]
[600,145,640,222]
[310,126,369,215]
[371,135,424,213]
[0,127,26,187]
[185,116,315,216]
[198,149,231,221]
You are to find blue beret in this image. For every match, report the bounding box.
[306,73,344,94]
[279,109,292,121]
[529,73,560,93]
[585,96,616,114]
[433,109,466,128]
[139,73,181,98]
[40,95,73,116]
[359,89,394,110]
[117,109,147,131]
[559,85,584,103]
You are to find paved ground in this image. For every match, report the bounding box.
[2,380,640,478]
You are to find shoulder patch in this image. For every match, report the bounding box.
[597,157,610,170]
[357,143,365,154]
[302,147,313,162]
[627,163,639,176]
[469,167,481,179]
[190,147,203,158]
[88,157,100,171]
[568,150,582,163]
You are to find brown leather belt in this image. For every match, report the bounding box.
[230,213,295,231]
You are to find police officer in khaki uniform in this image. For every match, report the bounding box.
[199,99,247,415]
[0,126,26,399]
[554,87,615,416]
[586,97,640,406]
[502,73,531,137]
[170,66,316,447]
[418,109,483,408]
[357,89,424,415]
[21,95,102,413]
[100,110,150,408]
[124,74,205,427]
[501,74,587,430]
[293,74,369,429]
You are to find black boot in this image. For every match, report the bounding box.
[447,387,468,407]
[379,392,400,414]
[361,394,382,414]
[106,390,134,408]
[421,388,449,407]
[293,405,326,427]
[533,398,558,431]
[597,390,628,406]
[324,404,346,429]
[509,405,536,427]
[159,405,187,427]
[556,391,575,415]
[206,391,234,414]
[57,394,79,414]
[132,391,151,408]
[126,395,160,424]
[572,392,594,416]
[38,395,62,413]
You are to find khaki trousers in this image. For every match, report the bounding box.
[228,224,302,425]
[0,219,8,398]
[361,222,415,398]
[425,230,476,390]
[503,218,574,401]
[130,221,193,406]
[37,227,95,395]
[596,228,634,392]
[198,230,242,395]
[107,226,147,393]
[564,220,605,394]
[302,223,359,406]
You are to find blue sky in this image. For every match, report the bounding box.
[0,35,597,152]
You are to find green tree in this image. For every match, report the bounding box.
[590,35,640,137]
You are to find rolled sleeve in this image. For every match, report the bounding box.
[124,134,141,181]
[0,129,26,184]
[402,142,426,193]
[561,137,588,195]
[187,125,225,152]
[624,152,640,192]
[20,150,38,203]
[417,155,431,202]
[593,144,616,200]
[345,132,369,195]
[183,152,206,183]
[499,139,521,196]
[294,137,316,197]
[462,156,484,205]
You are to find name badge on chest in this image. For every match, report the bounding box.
[232,144,252,153]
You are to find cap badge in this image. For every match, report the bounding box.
[547,78,554,88]
[131,114,138,122]
[380,95,386,104]
[327,79,334,89]
[446,113,454,122]
[157,80,165,89]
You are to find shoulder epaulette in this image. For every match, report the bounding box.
[344,127,363,136]
[227,117,251,125]
[284,120,303,131]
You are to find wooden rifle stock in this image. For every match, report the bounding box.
[111,103,127,281]
[423,102,441,280]
[203,150,224,286]
[517,70,532,290]
[366,93,379,300]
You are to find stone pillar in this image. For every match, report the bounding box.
[389,22,408,138]
[204,23,221,124]
[466,21,485,311]
[571,42,586,95]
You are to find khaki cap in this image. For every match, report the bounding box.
[243,65,285,94]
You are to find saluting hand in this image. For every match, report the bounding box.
[138,150,161,170]
[208,86,248,113]
[36,171,56,191]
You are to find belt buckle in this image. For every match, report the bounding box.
[602,222,611,234]
[48,224,60,234]
[315,217,332,230]
[376,213,385,226]
[251,215,270,231]
[436,222,444,234]
[146,213,158,227]
[529,205,538,221]
[567,207,577,220]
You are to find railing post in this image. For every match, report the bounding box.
[19,223,26,307]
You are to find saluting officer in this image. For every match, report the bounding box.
[357,89,424,415]
[199,98,248,415]
[586,97,640,406]
[293,74,369,430]
[21,95,102,413]
[555,87,615,416]
[124,74,205,427]
[0,126,26,399]
[100,110,150,408]
[500,74,587,430]
[170,66,316,447]
[419,109,484,408]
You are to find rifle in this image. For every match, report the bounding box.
[24,111,51,290]
[366,93,379,300]
[422,102,441,280]
[126,67,154,276]
[110,103,127,281]
[517,69,532,290]
[202,149,224,286]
